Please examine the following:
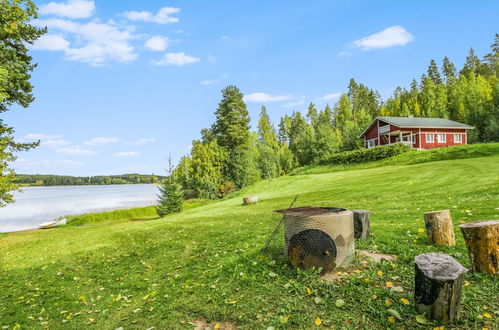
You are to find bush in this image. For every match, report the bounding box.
[319,143,412,165]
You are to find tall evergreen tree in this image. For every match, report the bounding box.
[427,59,443,85]
[211,86,251,149]
[156,156,184,217]
[460,48,482,77]
[307,102,319,129]
[257,106,278,149]
[484,33,499,76]
[442,56,457,83]
[257,106,280,179]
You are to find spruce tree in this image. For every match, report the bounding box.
[211,86,250,149]
[156,156,184,217]
[442,56,457,83]
[427,59,443,85]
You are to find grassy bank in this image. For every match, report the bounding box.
[294,142,499,175]
[67,199,213,226]
[0,145,498,329]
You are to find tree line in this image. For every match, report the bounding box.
[171,34,499,200]
[15,174,164,186]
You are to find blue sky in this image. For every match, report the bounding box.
[4,0,499,176]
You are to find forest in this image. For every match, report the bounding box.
[171,35,499,199]
[15,174,164,186]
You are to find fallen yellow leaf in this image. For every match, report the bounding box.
[385,298,393,306]
[377,271,383,276]
[214,324,221,329]
[388,316,395,324]
[315,317,322,326]
[418,228,425,233]
[433,326,445,330]
[385,281,394,288]
[306,288,312,296]
[400,298,410,305]
[483,312,492,319]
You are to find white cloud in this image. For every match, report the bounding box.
[32,34,70,51]
[243,92,293,103]
[126,138,156,145]
[144,36,169,51]
[40,139,71,147]
[23,133,62,140]
[282,100,305,108]
[56,146,97,155]
[83,136,119,145]
[200,74,229,85]
[34,19,138,65]
[321,92,342,100]
[338,51,352,57]
[39,0,95,19]
[152,52,200,66]
[353,25,413,50]
[15,159,85,171]
[113,151,139,157]
[122,7,180,24]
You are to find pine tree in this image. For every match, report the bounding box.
[157,156,184,217]
[307,102,319,129]
[257,106,280,179]
[211,86,251,149]
[257,106,278,149]
[460,48,482,77]
[427,59,443,85]
[442,56,457,83]
[483,33,499,76]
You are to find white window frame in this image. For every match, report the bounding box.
[426,133,434,143]
[367,139,376,148]
[454,134,462,143]
[437,133,446,143]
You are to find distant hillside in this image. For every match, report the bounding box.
[15,173,165,186]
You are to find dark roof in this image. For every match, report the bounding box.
[376,116,474,129]
[360,116,474,137]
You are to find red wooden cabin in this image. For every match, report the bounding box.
[360,116,474,150]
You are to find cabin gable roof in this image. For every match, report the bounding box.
[360,116,474,138]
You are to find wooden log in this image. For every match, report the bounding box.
[424,210,456,246]
[352,210,370,239]
[459,220,499,275]
[242,195,258,205]
[414,253,467,323]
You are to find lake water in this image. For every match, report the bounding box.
[0,184,159,233]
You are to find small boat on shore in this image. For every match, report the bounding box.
[39,217,67,229]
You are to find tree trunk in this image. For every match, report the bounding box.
[414,253,467,323]
[424,210,456,246]
[459,220,499,275]
[242,195,258,205]
[352,210,370,239]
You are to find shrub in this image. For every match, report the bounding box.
[319,143,412,165]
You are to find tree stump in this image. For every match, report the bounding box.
[424,210,456,246]
[352,210,370,239]
[242,195,258,205]
[459,220,499,275]
[414,253,467,323]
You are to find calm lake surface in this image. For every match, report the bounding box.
[0,184,159,233]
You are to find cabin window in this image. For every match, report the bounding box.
[454,134,462,143]
[367,139,376,148]
[426,133,434,143]
[437,133,446,143]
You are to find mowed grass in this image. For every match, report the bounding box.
[1,146,498,329]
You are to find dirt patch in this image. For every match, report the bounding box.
[193,318,237,330]
[321,271,348,282]
[357,250,397,263]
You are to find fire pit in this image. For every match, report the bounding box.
[275,207,355,273]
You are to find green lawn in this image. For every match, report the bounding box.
[1,145,498,329]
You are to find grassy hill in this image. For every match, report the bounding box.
[1,144,498,329]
